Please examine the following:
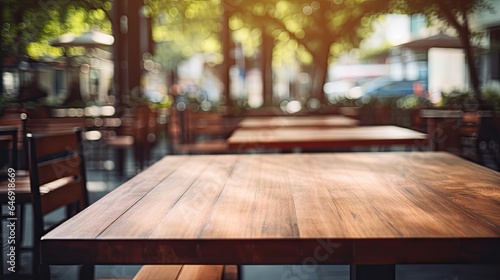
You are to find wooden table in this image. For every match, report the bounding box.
[238,115,359,129]
[41,152,500,279]
[228,125,428,151]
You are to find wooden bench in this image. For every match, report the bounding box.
[134,265,237,280]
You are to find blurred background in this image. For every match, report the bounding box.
[1,0,499,113]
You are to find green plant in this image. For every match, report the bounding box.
[148,95,173,110]
[439,89,478,110]
[482,83,500,111]
[396,95,433,109]
[0,94,13,107]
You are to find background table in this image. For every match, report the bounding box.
[238,115,359,129]
[42,152,499,279]
[228,125,428,151]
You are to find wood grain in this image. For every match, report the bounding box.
[133,265,182,280]
[177,265,224,280]
[42,152,500,266]
[199,155,299,238]
[134,265,227,280]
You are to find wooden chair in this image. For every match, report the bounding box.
[144,106,162,166]
[461,111,480,161]
[27,128,90,278]
[0,112,28,169]
[0,126,18,171]
[0,123,32,278]
[167,108,230,155]
[103,105,150,176]
[461,111,500,169]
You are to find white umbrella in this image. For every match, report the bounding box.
[49,30,114,104]
[50,30,114,48]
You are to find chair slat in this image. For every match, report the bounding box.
[34,132,79,158]
[37,155,82,186]
[40,179,85,215]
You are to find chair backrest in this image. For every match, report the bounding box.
[0,126,18,172]
[0,112,28,169]
[27,128,89,236]
[114,105,150,141]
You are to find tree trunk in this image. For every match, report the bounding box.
[262,30,274,107]
[221,5,233,108]
[112,0,126,105]
[0,39,4,97]
[459,28,483,108]
[313,44,330,105]
[313,10,332,106]
[127,0,143,101]
[435,1,483,108]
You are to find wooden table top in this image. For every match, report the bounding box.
[228,125,428,151]
[42,152,499,266]
[238,115,359,129]
[419,109,463,118]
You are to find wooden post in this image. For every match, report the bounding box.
[112,0,127,105]
[127,0,143,100]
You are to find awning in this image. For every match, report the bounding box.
[396,32,463,50]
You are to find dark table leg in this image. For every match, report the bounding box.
[427,119,437,151]
[350,264,395,280]
[79,264,95,280]
[116,148,125,177]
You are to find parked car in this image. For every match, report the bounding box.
[352,76,424,99]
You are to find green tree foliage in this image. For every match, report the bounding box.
[224,0,392,102]
[0,0,111,94]
[147,0,223,72]
[1,0,111,56]
[28,8,112,59]
[1,0,51,54]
